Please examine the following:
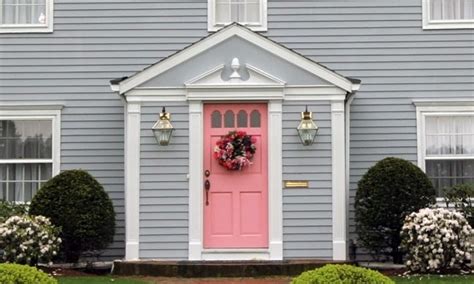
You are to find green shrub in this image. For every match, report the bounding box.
[29,169,115,263]
[291,264,394,284]
[0,201,28,222]
[355,157,436,263]
[444,183,474,228]
[0,263,57,284]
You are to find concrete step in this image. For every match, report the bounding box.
[112,259,351,278]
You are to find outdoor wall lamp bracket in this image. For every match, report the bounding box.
[152,107,174,146]
[296,106,319,146]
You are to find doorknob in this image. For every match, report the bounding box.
[204,179,210,206]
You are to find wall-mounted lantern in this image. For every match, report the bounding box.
[296,106,319,146]
[152,107,174,146]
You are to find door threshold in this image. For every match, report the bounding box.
[201,248,270,260]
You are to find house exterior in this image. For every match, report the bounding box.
[0,0,473,262]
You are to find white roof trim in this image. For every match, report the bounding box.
[117,24,355,94]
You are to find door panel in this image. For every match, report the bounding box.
[203,103,268,248]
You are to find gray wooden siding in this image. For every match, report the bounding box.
[139,103,189,259]
[283,102,333,259]
[1,0,472,260]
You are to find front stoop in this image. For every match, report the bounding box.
[112,259,352,277]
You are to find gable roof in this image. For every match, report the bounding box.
[111,23,360,94]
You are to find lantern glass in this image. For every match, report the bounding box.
[152,109,174,146]
[296,111,319,146]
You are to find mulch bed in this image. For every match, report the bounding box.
[40,266,110,277]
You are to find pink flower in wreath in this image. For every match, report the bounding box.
[214,130,256,171]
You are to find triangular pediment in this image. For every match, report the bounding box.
[111,23,360,94]
[185,60,285,88]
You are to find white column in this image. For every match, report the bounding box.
[188,101,204,260]
[331,100,347,261]
[124,102,141,260]
[268,100,283,260]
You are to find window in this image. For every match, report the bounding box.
[0,108,60,202]
[416,104,474,196]
[423,0,474,29]
[0,0,53,33]
[208,0,267,31]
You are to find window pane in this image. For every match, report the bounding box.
[426,159,474,195]
[250,110,261,127]
[237,110,248,127]
[1,0,47,25]
[425,115,474,157]
[430,0,474,21]
[224,110,235,128]
[0,163,51,202]
[211,111,222,128]
[230,0,245,22]
[215,0,261,24]
[246,0,260,22]
[0,119,52,159]
[215,0,230,23]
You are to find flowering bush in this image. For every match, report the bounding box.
[214,130,256,170]
[0,201,28,222]
[0,215,61,265]
[401,207,473,273]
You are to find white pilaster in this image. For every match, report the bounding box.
[124,102,141,260]
[268,100,283,260]
[188,101,204,260]
[331,100,347,261]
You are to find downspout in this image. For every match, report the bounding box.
[344,85,359,260]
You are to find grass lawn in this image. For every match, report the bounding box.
[57,275,474,284]
[393,275,474,283]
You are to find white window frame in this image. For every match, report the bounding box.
[415,100,474,199]
[0,107,61,202]
[422,0,474,30]
[208,0,267,32]
[0,0,54,33]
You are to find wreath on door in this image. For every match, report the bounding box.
[214,130,257,170]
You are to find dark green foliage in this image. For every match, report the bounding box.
[291,264,394,284]
[0,201,28,222]
[444,183,474,227]
[355,157,436,264]
[0,263,57,284]
[29,170,115,263]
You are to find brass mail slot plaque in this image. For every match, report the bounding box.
[284,180,309,188]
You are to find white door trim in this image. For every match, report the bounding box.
[188,98,283,261]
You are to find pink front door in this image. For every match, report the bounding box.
[203,103,268,248]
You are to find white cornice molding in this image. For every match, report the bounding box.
[124,85,346,102]
[117,24,355,94]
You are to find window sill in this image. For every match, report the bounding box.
[0,26,53,34]
[423,21,474,30]
[208,24,267,32]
